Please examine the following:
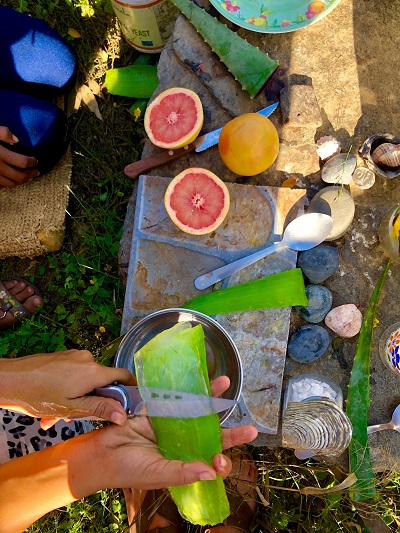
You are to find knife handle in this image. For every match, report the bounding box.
[93,384,130,413]
[124,142,197,179]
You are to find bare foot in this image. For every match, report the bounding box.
[0,279,43,329]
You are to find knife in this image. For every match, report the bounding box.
[124,102,279,180]
[93,382,238,418]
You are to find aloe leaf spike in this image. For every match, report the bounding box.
[346,260,390,501]
[171,0,279,99]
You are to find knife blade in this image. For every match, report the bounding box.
[93,383,238,419]
[124,102,279,180]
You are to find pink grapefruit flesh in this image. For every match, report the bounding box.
[164,168,230,235]
[144,87,204,149]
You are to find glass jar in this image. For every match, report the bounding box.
[379,322,400,376]
[283,373,343,413]
[378,205,400,262]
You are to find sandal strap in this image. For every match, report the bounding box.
[0,282,29,321]
[135,490,183,533]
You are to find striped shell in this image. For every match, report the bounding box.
[282,399,352,457]
[371,143,400,167]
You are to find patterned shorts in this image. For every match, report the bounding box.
[0,408,94,464]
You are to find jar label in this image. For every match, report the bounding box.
[111,0,179,52]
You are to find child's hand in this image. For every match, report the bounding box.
[0,126,39,187]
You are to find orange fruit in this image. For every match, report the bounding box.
[164,168,230,235]
[218,113,279,176]
[144,87,203,149]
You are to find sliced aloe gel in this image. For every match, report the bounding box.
[134,322,230,525]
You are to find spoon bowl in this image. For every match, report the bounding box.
[367,404,400,434]
[194,213,334,290]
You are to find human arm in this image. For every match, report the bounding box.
[0,349,136,427]
[0,126,39,187]
[0,395,258,533]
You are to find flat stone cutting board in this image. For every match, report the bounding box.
[122,175,305,433]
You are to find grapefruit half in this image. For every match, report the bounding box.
[164,168,230,235]
[144,87,204,149]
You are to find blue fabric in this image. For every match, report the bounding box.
[0,8,75,174]
[0,7,77,99]
[0,90,69,175]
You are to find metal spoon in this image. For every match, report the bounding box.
[367,404,400,434]
[194,213,334,291]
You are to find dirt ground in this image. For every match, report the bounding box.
[120,0,400,468]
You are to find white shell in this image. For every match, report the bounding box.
[282,399,352,457]
[316,135,342,162]
[371,143,400,167]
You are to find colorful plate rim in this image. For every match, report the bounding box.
[207,0,342,34]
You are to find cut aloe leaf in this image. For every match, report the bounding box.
[103,64,158,98]
[346,260,390,501]
[184,268,307,315]
[171,0,279,98]
[134,323,230,525]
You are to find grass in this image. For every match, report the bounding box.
[1,0,400,531]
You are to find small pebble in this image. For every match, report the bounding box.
[352,167,375,190]
[297,244,339,283]
[324,304,362,338]
[321,153,357,185]
[295,285,333,323]
[287,324,330,363]
[307,186,355,241]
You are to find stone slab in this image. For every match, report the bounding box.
[121,175,305,433]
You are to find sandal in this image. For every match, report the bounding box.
[124,488,184,533]
[0,278,43,330]
[202,451,258,533]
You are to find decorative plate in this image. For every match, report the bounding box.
[208,0,342,34]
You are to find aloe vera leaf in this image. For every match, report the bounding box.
[184,268,307,315]
[346,260,390,501]
[134,323,230,525]
[171,0,279,99]
[103,64,158,98]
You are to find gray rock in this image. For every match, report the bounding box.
[287,324,331,363]
[307,186,355,241]
[297,244,339,283]
[295,284,333,323]
[321,154,357,185]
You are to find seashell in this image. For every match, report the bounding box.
[371,143,400,167]
[359,134,400,179]
[316,135,342,162]
[282,399,352,457]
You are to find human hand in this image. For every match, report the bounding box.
[2,349,135,428]
[0,126,39,187]
[88,377,258,492]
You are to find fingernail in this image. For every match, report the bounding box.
[218,455,227,468]
[11,135,19,143]
[199,472,215,481]
[111,411,125,425]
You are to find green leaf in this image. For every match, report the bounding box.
[346,260,390,501]
[184,268,307,315]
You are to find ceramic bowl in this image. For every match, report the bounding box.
[115,308,242,423]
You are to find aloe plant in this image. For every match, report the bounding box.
[346,260,390,501]
[134,322,229,525]
[171,0,279,99]
[184,268,307,315]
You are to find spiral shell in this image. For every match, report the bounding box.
[359,134,400,179]
[282,399,352,457]
[371,143,400,167]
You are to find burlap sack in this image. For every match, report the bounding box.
[0,148,72,258]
